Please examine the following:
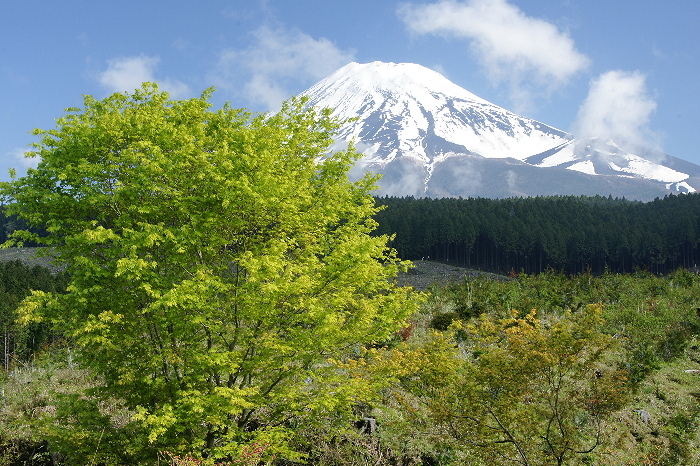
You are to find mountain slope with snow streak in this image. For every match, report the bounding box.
[301,62,698,200]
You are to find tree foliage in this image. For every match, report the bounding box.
[451,307,628,466]
[438,269,700,388]
[0,260,69,369]
[363,306,629,466]
[0,85,416,462]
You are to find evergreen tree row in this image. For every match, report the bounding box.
[373,194,700,274]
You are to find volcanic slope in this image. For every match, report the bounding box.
[301,62,699,200]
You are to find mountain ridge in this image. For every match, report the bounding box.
[301,61,697,200]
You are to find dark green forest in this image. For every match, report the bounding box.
[373,193,700,274]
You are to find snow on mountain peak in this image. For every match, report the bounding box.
[306,61,490,109]
[299,61,699,199]
[302,61,570,167]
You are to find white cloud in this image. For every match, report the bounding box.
[398,0,590,108]
[506,169,517,190]
[213,26,355,110]
[98,55,190,98]
[572,70,661,152]
[430,63,449,78]
[9,147,40,170]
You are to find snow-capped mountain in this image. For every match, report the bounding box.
[301,62,700,200]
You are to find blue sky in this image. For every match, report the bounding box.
[1,0,698,181]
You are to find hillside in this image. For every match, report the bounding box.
[302,62,700,200]
[397,260,508,290]
[0,247,63,274]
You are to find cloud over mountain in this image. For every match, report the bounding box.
[213,26,355,110]
[398,0,590,109]
[573,70,662,153]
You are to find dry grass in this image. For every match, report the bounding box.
[0,248,64,274]
[397,260,508,291]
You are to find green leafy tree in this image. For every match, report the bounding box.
[0,260,69,369]
[450,306,629,466]
[368,305,629,466]
[1,85,416,462]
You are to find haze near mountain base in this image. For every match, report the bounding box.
[302,62,699,200]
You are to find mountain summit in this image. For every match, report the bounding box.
[301,62,700,200]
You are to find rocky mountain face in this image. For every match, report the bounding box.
[301,62,700,200]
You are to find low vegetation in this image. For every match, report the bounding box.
[1,261,700,465]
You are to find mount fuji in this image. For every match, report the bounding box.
[301,62,700,200]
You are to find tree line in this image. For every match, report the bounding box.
[373,194,700,274]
